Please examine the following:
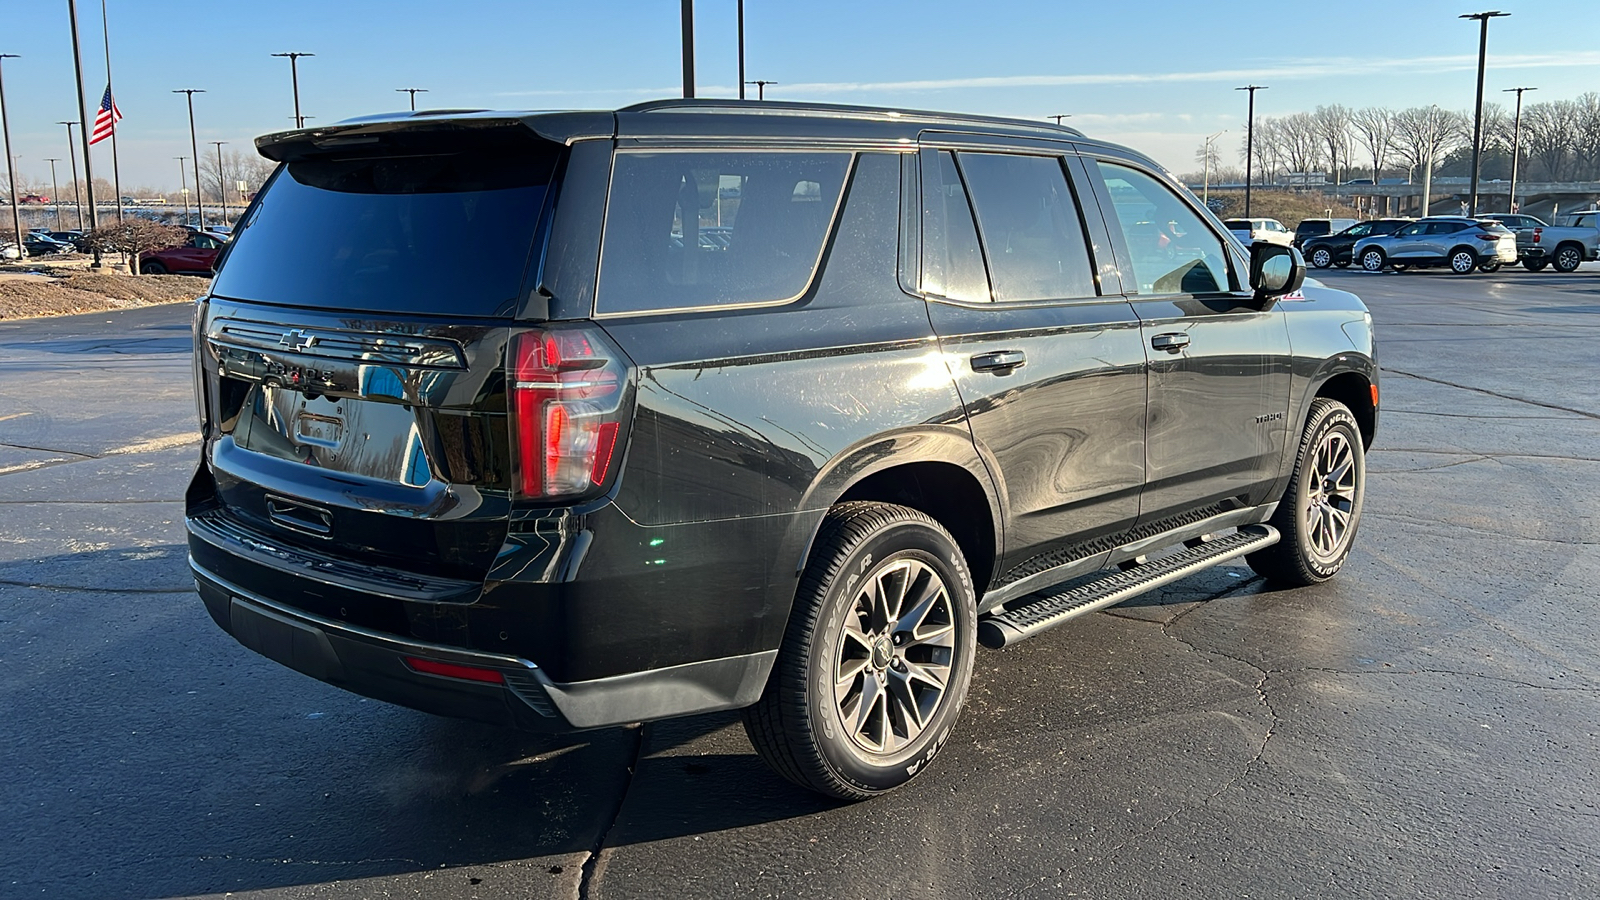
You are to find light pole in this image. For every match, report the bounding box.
[396,88,427,111]
[744,80,775,101]
[59,122,84,229]
[68,0,100,251]
[1461,11,1509,217]
[0,54,21,255]
[175,156,189,225]
[174,89,206,229]
[737,0,746,100]
[271,52,314,128]
[1236,85,1266,218]
[44,159,63,230]
[680,0,695,99]
[1503,86,1535,214]
[1048,114,1071,125]
[212,141,228,227]
[1203,130,1227,205]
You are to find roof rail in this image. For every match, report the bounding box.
[619,97,1084,138]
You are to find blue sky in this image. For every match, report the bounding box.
[1,0,1597,192]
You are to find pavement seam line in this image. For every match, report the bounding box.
[1382,367,1600,420]
[575,722,645,900]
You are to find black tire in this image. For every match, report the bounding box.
[1448,247,1478,274]
[1359,248,1386,272]
[742,501,977,800]
[1309,247,1333,268]
[1522,259,1548,272]
[141,260,167,275]
[1478,260,1501,273]
[1552,243,1584,273]
[1247,398,1366,587]
[1333,260,1350,268]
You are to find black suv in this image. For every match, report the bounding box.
[189,100,1377,799]
[1301,218,1412,268]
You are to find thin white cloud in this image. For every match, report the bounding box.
[494,51,1600,99]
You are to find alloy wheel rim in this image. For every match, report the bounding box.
[1453,252,1474,273]
[1363,251,1381,270]
[1313,249,1330,267]
[1304,430,1358,559]
[1559,248,1579,268]
[832,557,956,756]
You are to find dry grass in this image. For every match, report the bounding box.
[1208,191,1364,228]
[0,271,208,320]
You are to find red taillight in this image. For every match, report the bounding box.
[509,326,629,499]
[1532,227,1542,243]
[404,656,505,684]
[1475,233,1498,241]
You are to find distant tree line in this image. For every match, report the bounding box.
[1189,93,1600,186]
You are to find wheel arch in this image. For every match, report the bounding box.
[1310,367,1377,449]
[789,426,1004,600]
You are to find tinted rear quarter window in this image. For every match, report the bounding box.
[956,152,1096,302]
[213,130,558,317]
[920,150,990,303]
[597,150,852,315]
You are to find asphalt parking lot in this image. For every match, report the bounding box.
[3,264,1598,900]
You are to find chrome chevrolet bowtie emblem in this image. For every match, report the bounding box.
[278,329,317,352]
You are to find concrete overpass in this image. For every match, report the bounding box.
[1192,179,1600,220]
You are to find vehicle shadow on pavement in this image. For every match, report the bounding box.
[0,545,836,899]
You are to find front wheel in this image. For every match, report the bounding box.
[1479,260,1502,273]
[1522,259,1549,272]
[1309,247,1333,268]
[140,260,168,275]
[1360,248,1386,271]
[1247,398,1366,586]
[743,502,977,800]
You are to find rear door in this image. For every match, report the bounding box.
[916,142,1147,586]
[1081,156,1292,526]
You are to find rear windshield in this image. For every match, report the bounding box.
[1222,220,1250,229]
[212,129,559,316]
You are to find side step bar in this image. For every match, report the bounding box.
[977,525,1280,649]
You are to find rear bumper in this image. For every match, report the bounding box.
[192,562,776,731]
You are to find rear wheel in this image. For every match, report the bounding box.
[1553,244,1584,273]
[1247,398,1366,586]
[1360,248,1386,272]
[1309,247,1333,268]
[742,502,977,800]
[1479,260,1501,273]
[1522,259,1549,272]
[141,260,167,275]
[1449,248,1478,274]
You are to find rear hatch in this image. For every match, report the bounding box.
[195,119,565,590]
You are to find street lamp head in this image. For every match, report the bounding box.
[1460,10,1509,19]
[271,52,315,59]
[1502,86,1537,93]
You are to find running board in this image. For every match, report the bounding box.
[977,525,1280,649]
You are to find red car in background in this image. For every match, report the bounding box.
[140,230,226,275]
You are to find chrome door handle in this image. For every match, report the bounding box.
[1151,333,1190,353]
[970,350,1026,374]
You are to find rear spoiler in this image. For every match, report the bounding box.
[255,111,617,162]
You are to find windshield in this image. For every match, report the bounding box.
[212,131,560,317]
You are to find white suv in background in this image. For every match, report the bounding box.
[1224,218,1294,248]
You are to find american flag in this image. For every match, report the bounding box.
[89,85,122,145]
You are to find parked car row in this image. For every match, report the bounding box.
[1288,212,1598,276]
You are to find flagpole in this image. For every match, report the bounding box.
[101,0,122,225]
[67,0,101,267]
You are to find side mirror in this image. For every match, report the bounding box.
[1249,242,1305,308]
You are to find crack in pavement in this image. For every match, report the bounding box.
[0,440,95,459]
[1371,448,1600,464]
[576,723,644,900]
[1288,665,1600,694]
[0,578,195,595]
[1382,367,1600,420]
[1364,511,1599,546]
[0,498,182,504]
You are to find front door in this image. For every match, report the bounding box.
[1083,158,1292,528]
[915,147,1147,587]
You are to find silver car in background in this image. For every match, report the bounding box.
[1352,217,1518,274]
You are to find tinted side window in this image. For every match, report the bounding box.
[957,152,1096,302]
[1094,161,1230,295]
[1345,224,1371,237]
[1397,224,1425,237]
[1427,222,1466,234]
[920,150,990,302]
[597,150,851,315]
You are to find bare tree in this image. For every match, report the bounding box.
[198,149,275,205]
[85,220,187,275]
[1520,99,1579,182]
[1351,107,1396,182]
[1313,105,1354,185]
[1393,106,1464,212]
[1275,112,1326,176]
[1572,92,1600,181]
